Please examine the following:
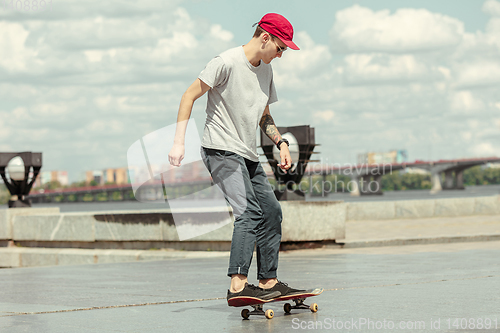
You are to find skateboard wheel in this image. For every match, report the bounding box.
[284,303,292,313]
[310,303,318,313]
[265,309,274,319]
[241,309,250,319]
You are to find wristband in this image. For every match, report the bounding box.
[276,138,289,150]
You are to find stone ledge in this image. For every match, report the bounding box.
[347,201,395,221]
[0,208,60,240]
[347,195,500,221]
[340,234,500,248]
[6,202,346,243]
[0,247,230,268]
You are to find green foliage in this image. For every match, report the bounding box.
[0,183,9,205]
[95,193,108,201]
[71,181,88,188]
[464,166,500,186]
[484,167,500,184]
[82,194,94,202]
[381,167,500,191]
[41,180,62,191]
[381,171,432,191]
[111,191,123,201]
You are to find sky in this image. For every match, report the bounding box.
[1,0,500,182]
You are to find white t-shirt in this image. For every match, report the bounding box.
[198,46,278,162]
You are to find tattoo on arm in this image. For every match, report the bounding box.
[259,114,281,144]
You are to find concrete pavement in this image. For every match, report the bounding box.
[1,240,499,332]
[1,206,500,331]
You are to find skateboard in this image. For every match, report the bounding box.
[228,288,323,319]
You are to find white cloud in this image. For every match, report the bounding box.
[210,24,234,42]
[273,31,333,89]
[331,5,464,53]
[453,61,500,88]
[472,142,500,156]
[2,1,499,180]
[449,91,485,113]
[0,4,239,179]
[85,120,124,134]
[342,53,445,84]
[314,110,335,122]
[0,117,11,140]
[0,7,235,86]
[31,102,74,116]
[461,131,472,141]
[0,22,40,72]
[11,107,30,121]
[39,16,161,51]
[0,0,182,21]
[482,0,500,16]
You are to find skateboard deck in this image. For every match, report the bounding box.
[228,288,323,319]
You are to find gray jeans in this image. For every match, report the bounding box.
[201,147,282,279]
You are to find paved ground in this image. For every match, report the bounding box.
[1,240,499,332]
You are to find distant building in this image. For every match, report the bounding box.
[162,161,208,184]
[33,171,69,188]
[104,168,128,184]
[85,163,211,186]
[358,150,408,165]
[85,170,104,185]
[86,168,128,185]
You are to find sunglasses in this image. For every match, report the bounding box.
[271,36,287,54]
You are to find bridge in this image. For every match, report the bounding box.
[27,178,214,204]
[303,157,500,196]
[26,157,500,202]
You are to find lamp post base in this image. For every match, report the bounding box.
[274,189,305,201]
[8,198,32,208]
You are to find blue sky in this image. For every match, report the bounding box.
[184,0,489,42]
[1,0,499,182]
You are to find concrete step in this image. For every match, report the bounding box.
[0,247,229,268]
[340,233,500,248]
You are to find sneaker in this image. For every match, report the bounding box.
[263,280,307,297]
[227,283,281,302]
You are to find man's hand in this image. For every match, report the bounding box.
[168,143,185,167]
[278,144,292,170]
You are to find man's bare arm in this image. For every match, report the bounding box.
[173,78,211,145]
[259,106,282,145]
[259,106,292,170]
[168,78,210,166]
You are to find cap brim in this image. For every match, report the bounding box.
[282,39,299,50]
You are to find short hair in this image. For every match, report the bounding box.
[253,25,276,40]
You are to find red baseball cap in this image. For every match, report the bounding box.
[254,13,299,50]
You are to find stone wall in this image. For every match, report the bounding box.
[346,195,500,221]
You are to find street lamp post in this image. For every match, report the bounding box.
[0,152,42,208]
[260,125,318,201]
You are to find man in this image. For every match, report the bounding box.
[168,13,305,302]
